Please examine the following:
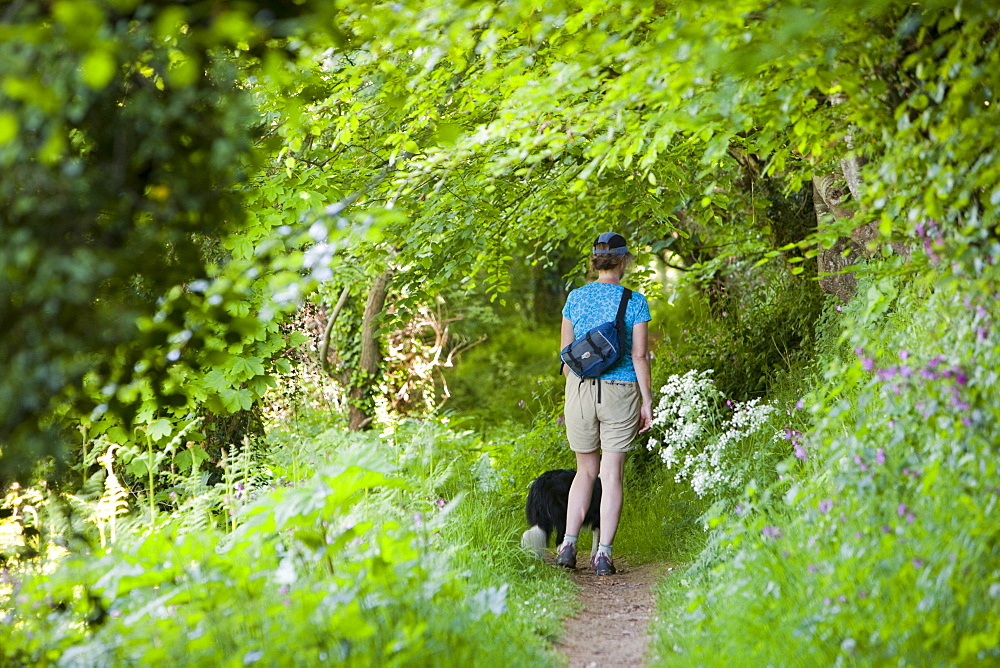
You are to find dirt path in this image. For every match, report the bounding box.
[555,560,669,667]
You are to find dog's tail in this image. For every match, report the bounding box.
[520,525,547,557]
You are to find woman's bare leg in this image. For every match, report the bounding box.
[565,451,600,537]
[598,451,627,546]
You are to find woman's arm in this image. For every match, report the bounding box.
[561,317,575,377]
[631,320,653,433]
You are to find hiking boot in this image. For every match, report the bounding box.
[555,542,577,569]
[593,553,616,576]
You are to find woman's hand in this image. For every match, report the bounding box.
[638,400,653,433]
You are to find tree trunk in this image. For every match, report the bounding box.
[813,172,864,302]
[840,154,881,253]
[840,154,910,260]
[813,154,910,303]
[348,268,393,431]
[319,286,351,377]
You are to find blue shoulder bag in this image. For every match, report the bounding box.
[560,288,631,379]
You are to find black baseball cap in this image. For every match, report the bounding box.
[592,232,629,255]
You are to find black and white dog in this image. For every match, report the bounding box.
[520,469,602,559]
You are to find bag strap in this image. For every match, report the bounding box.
[615,288,632,342]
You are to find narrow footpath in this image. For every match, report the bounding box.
[555,561,669,667]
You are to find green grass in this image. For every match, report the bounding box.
[1,417,575,667]
[648,274,1000,665]
[616,460,707,564]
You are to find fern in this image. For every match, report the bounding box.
[218,439,271,532]
[176,467,214,535]
[93,444,129,548]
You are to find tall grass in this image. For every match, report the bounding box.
[649,271,1000,665]
[1,416,575,666]
[616,461,706,563]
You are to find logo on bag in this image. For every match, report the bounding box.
[582,352,591,359]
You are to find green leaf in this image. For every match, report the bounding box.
[0,112,18,145]
[230,356,265,381]
[248,375,271,397]
[125,458,148,478]
[81,50,117,89]
[166,56,200,88]
[231,237,254,260]
[203,368,229,393]
[147,418,173,440]
[220,388,254,412]
[174,444,209,471]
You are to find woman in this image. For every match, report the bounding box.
[556,232,653,576]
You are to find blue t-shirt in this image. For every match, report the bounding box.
[562,282,651,381]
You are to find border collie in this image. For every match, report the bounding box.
[520,469,601,558]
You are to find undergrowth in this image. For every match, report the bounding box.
[0,417,574,666]
[651,269,1000,665]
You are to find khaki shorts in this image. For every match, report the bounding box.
[564,377,640,454]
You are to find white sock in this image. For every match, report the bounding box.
[561,534,578,549]
[598,543,613,558]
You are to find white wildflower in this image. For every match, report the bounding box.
[647,370,781,501]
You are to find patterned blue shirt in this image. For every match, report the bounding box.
[562,282,651,381]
